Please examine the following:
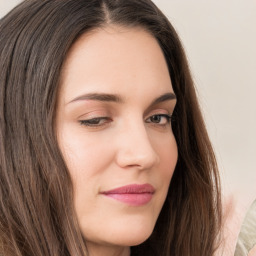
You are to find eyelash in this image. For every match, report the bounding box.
[145,114,172,126]
[79,117,111,127]
[79,114,172,127]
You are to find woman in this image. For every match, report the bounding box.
[0,0,222,255]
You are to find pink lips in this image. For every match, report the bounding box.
[101,184,155,206]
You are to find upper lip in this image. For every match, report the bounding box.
[101,184,155,194]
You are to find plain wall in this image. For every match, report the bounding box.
[1,0,256,254]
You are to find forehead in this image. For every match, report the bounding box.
[59,25,173,103]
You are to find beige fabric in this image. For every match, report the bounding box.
[235,200,256,256]
[248,245,256,256]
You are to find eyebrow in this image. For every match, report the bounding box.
[67,92,176,105]
[151,92,176,105]
[68,93,123,104]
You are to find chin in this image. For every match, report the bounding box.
[81,216,156,248]
[104,219,155,246]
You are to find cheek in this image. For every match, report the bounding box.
[153,135,178,196]
[155,133,178,174]
[59,124,112,179]
[59,132,114,218]
[152,134,178,195]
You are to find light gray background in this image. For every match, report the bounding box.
[1,0,256,254]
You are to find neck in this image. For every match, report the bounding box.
[87,242,130,256]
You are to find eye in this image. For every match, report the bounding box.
[145,114,172,125]
[79,117,111,127]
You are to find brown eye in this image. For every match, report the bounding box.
[150,115,161,123]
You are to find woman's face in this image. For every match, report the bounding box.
[56,26,178,255]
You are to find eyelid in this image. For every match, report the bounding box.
[77,107,173,128]
[77,109,112,128]
[144,107,173,128]
[145,113,172,124]
[145,108,172,118]
[77,108,110,119]
[79,116,112,127]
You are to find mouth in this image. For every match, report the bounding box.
[100,184,155,206]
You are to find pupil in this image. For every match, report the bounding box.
[89,118,100,124]
[152,115,160,123]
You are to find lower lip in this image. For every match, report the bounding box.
[103,193,153,206]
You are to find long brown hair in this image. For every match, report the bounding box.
[0,0,222,255]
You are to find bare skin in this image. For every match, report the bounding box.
[56,25,177,256]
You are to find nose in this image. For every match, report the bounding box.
[115,121,160,170]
